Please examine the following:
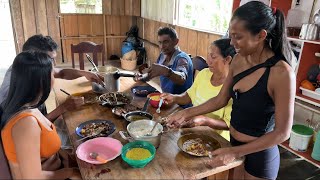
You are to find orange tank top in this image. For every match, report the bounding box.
[1,113,61,163]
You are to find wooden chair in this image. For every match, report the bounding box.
[71,41,105,70]
[192,56,208,78]
[0,138,12,179]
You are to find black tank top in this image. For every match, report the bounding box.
[230,56,284,137]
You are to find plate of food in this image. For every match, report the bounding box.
[112,104,141,117]
[76,120,116,138]
[177,134,221,157]
[131,86,158,97]
[99,92,132,106]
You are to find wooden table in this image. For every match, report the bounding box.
[53,76,244,179]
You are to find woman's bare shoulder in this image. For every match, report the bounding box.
[269,60,296,88]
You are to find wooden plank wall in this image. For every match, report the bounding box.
[60,0,140,65]
[139,18,221,64]
[9,0,62,61]
[103,0,140,16]
[60,14,134,65]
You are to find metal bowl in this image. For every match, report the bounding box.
[127,120,163,148]
[124,111,153,122]
[177,133,221,157]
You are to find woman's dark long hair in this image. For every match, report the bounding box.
[213,38,236,59]
[232,1,293,66]
[0,51,53,129]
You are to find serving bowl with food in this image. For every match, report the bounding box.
[177,133,221,157]
[121,141,156,168]
[99,92,132,106]
[119,120,163,148]
[75,119,116,138]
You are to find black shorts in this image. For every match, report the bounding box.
[230,136,280,180]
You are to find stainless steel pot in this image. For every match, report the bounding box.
[119,120,163,148]
[91,66,136,93]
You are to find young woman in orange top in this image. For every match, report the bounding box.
[0,51,81,179]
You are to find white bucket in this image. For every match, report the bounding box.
[289,124,313,152]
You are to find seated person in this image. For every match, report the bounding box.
[0,34,104,148]
[137,27,193,97]
[161,38,235,140]
[0,51,81,179]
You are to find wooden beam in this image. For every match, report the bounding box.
[46,0,62,62]
[187,29,198,56]
[34,0,48,35]
[124,0,133,16]
[20,0,36,40]
[103,15,107,63]
[133,0,141,16]
[10,0,24,53]
[197,32,209,57]
[102,0,112,15]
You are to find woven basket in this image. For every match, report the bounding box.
[121,58,137,70]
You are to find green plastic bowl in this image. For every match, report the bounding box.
[121,141,156,168]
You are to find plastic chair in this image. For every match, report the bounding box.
[71,41,105,70]
[192,56,208,78]
[0,138,12,179]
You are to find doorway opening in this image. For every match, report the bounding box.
[0,0,16,84]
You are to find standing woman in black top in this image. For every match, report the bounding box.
[166,1,295,180]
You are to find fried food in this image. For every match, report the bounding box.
[99,92,131,106]
[112,104,141,116]
[182,138,208,156]
[80,122,112,137]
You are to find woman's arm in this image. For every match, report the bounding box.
[211,63,296,165]
[182,115,229,130]
[166,63,234,127]
[161,92,192,105]
[12,116,75,179]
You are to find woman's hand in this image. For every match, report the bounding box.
[207,147,240,167]
[166,109,190,128]
[181,115,208,128]
[160,93,175,105]
[63,96,85,111]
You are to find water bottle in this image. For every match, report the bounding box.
[312,131,320,161]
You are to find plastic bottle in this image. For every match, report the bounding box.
[312,131,320,161]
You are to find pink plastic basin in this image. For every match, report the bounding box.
[76,137,122,164]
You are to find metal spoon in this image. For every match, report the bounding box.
[76,129,103,142]
[146,118,160,136]
[156,98,164,114]
[86,53,99,72]
[86,53,106,88]
[89,152,108,163]
[206,143,213,158]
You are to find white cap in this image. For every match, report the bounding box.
[239,0,271,7]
